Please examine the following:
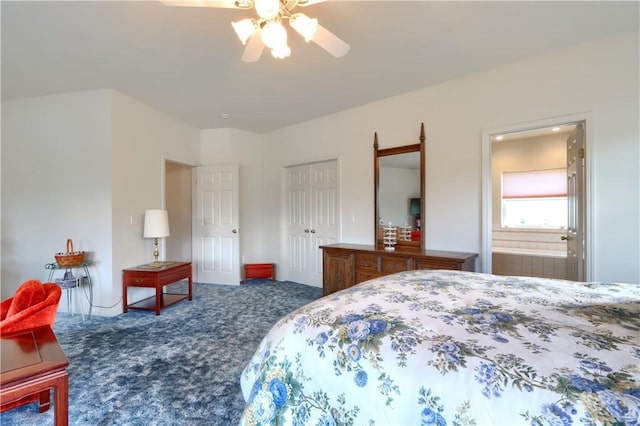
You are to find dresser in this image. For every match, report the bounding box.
[320,243,477,296]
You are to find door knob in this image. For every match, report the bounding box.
[310,229,316,233]
[561,235,570,241]
[232,229,238,234]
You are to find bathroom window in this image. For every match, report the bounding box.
[501,169,567,229]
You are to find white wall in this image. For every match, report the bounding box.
[200,128,275,264]
[1,89,200,315]
[264,117,376,252]
[262,31,639,284]
[110,90,200,315]
[1,90,112,303]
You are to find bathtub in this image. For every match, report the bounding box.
[492,247,567,279]
[492,247,566,258]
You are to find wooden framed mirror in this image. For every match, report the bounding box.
[374,123,425,250]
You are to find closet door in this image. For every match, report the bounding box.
[310,161,339,285]
[286,164,312,285]
[286,160,339,286]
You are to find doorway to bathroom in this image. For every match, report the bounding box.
[482,117,588,281]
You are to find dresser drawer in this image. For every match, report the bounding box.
[415,259,462,270]
[380,256,411,274]
[355,270,382,284]
[322,250,354,296]
[355,253,378,272]
[158,264,192,285]
[123,273,156,286]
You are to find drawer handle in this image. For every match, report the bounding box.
[135,278,144,284]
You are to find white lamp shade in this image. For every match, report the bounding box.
[271,44,291,59]
[261,21,287,50]
[254,0,279,20]
[143,209,170,238]
[232,18,257,45]
[290,13,318,42]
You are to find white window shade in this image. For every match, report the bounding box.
[502,168,567,199]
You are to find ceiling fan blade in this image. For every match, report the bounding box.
[313,24,350,58]
[241,32,265,62]
[159,0,237,8]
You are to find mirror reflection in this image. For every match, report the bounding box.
[378,152,421,235]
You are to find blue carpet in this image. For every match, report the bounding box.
[1,280,322,425]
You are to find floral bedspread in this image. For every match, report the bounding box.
[240,270,640,425]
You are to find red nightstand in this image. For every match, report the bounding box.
[243,263,276,284]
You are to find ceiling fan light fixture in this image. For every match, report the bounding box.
[261,21,287,50]
[271,44,291,59]
[254,0,280,20]
[289,13,318,42]
[234,0,254,8]
[162,0,351,62]
[232,18,257,45]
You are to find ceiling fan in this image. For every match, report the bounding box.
[159,0,350,62]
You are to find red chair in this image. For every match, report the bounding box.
[0,279,62,413]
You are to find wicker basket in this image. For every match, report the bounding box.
[55,239,85,267]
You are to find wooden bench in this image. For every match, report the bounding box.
[243,263,276,284]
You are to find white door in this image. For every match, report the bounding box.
[286,164,312,285]
[566,124,585,281]
[286,161,339,286]
[310,162,339,285]
[193,165,241,285]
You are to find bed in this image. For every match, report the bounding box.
[240,270,640,425]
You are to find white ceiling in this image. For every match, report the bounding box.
[2,1,638,133]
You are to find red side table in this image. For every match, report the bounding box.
[243,263,276,284]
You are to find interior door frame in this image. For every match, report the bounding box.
[481,112,593,280]
[162,156,196,265]
[163,158,196,263]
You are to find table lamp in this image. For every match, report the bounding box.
[143,209,170,267]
